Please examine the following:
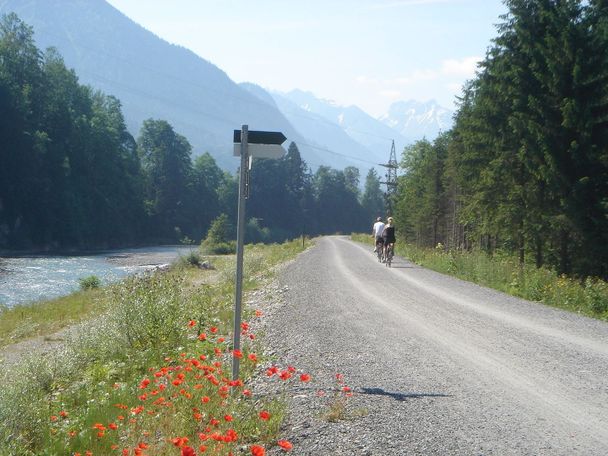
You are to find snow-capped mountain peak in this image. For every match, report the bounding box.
[379,99,453,141]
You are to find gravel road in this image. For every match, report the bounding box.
[256,236,608,455]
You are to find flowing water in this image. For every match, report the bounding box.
[0,246,195,308]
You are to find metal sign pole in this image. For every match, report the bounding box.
[232,124,248,381]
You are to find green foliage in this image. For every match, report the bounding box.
[361,168,385,221]
[0,14,386,252]
[78,275,100,290]
[312,165,367,234]
[401,242,608,319]
[388,1,608,280]
[0,13,145,249]
[0,239,310,455]
[246,217,271,244]
[177,250,203,268]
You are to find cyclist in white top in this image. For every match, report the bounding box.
[372,217,385,252]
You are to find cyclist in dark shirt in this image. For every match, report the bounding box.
[382,217,396,261]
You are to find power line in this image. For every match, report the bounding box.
[42,31,393,169]
[42,29,400,150]
[83,70,384,169]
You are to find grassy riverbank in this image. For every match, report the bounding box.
[0,239,311,456]
[0,288,108,348]
[352,234,608,320]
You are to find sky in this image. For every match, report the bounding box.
[105,0,508,117]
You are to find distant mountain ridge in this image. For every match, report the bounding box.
[0,0,454,171]
[277,89,409,163]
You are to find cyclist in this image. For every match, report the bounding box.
[382,217,396,261]
[372,217,385,253]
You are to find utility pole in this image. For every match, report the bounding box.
[379,139,398,216]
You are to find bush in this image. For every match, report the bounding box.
[201,214,237,255]
[78,275,100,290]
[180,250,203,267]
[203,241,236,255]
[246,217,271,244]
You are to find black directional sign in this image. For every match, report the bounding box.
[233,130,287,145]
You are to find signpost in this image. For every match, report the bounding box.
[232,125,287,382]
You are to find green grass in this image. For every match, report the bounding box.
[0,237,313,456]
[351,233,608,320]
[0,288,107,348]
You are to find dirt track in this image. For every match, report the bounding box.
[260,236,608,455]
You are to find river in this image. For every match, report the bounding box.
[0,245,196,308]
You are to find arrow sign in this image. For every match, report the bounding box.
[233,130,286,145]
[233,143,286,159]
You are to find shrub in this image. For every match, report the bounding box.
[78,275,100,290]
[180,250,203,267]
[201,214,236,254]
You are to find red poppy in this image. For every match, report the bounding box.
[300,374,311,382]
[250,445,265,456]
[277,440,293,451]
[259,410,271,421]
[181,446,196,456]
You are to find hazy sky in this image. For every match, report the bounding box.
[105,0,508,117]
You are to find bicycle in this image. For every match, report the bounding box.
[384,243,394,267]
[375,238,384,263]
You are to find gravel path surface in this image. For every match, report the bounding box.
[253,236,608,456]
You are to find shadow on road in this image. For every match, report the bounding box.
[359,387,450,401]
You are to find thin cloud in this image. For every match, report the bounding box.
[441,56,481,77]
[379,89,403,99]
[369,0,460,9]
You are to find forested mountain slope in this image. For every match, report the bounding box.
[0,0,303,169]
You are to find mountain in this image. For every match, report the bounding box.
[379,99,453,142]
[0,0,452,172]
[0,0,304,170]
[278,89,408,164]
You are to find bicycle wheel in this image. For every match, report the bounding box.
[386,246,393,267]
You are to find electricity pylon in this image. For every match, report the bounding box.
[379,140,398,216]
